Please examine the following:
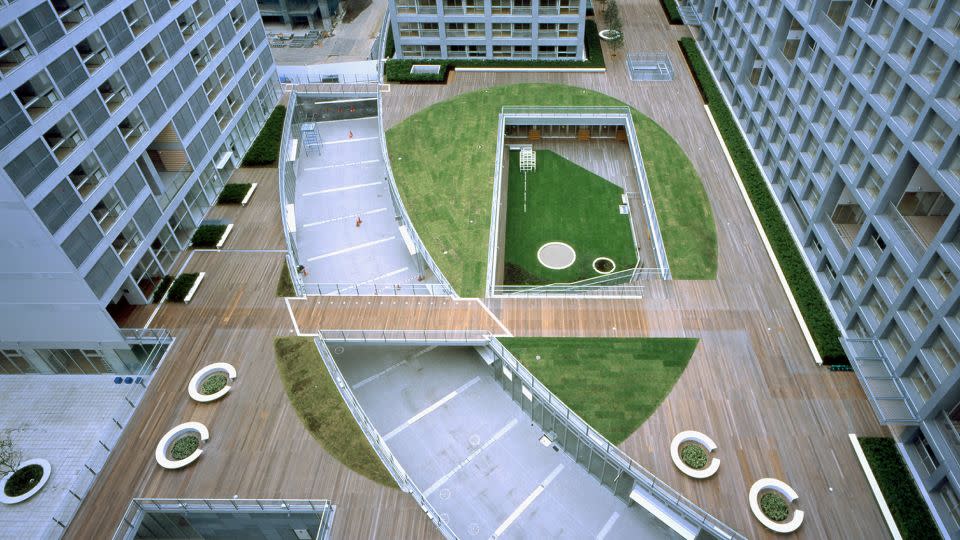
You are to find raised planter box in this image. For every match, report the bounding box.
[215,224,234,249]
[188,362,237,403]
[155,422,209,469]
[670,430,719,479]
[749,478,804,533]
[240,183,258,206]
[0,458,51,504]
[183,272,205,303]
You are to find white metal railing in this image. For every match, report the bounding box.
[622,116,671,279]
[501,105,631,118]
[487,338,742,539]
[43,331,173,537]
[313,338,458,539]
[300,282,451,296]
[319,329,491,342]
[113,498,336,540]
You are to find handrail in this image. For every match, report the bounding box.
[300,282,451,296]
[487,337,742,539]
[313,338,459,538]
[622,114,671,279]
[318,329,492,342]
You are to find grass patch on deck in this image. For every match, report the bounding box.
[276,259,296,297]
[274,337,395,487]
[387,83,716,297]
[859,437,941,540]
[504,149,636,284]
[500,337,697,444]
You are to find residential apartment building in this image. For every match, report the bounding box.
[257,0,342,31]
[693,0,960,535]
[388,0,587,60]
[0,0,279,375]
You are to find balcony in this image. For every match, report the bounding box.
[845,338,919,425]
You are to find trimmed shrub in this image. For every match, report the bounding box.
[167,273,200,302]
[241,106,286,166]
[759,492,789,522]
[679,38,847,365]
[152,275,173,303]
[680,443,708,469]
[384,24,395,58]
[277,260,296,297]
[3,464,44,497]
[860,437,941,539]
[659,0,683,24]
[218,183,252,204]
[190,224,228,248]
[170,435,200,460]
[385,21,605,83]
[200,372,228,395]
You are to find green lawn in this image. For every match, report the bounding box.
[504,150,636,284]
[274,337,395,487]
[500,337,697,444]
[387,83,716,297]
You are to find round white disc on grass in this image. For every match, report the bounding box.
[537,242,576,270]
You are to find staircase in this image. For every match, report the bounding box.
[302,127,321,156]
[678,2,702,25]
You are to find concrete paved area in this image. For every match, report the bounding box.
[0,375,131,539]
[333,344,682,539]
[293,116,432,290]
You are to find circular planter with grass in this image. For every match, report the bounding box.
[598,29,622,41]
[749,478,804,533]
[0,458,51,504]
[593,257,616,275]
[188,362,237,403]
[155,422,209,470]
[670,431,719,479]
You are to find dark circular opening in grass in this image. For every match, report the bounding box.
[594,257,615,274]
[679,442,708,470]
[170,434,200,460]
[199,372,228,395]
[3,465,44,497]
[759,491,790,522]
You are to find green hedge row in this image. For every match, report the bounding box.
[659,0,683,24]
[241,106,286,166]
[859,438,941,539]
[385,20,605,83]
[167,273,200,302]
[190,224,228,248]
[679,38,847,365]
[152,275,173,303]
[218,183,252,204]
[384,24,395,59]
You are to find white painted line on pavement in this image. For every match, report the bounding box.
[491,464,565,538]
[306,236,396,262]
[424,418,519,497]
[383,376,481,441]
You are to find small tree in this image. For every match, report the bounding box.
[610,33,624,57]
[0,433,21,478]
[604,0,621,27]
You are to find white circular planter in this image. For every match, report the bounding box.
[0,458,51,504]
[598,29,622,41]
[537,242,576,270]
[592,257,616,275]
[188,362,237,403]
[155,422,209,470]
[749,478,804,534]
[670,431,719,479]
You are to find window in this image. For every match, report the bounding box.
[894,24,923,62]
[858,47,880,80]
[91,188,124,231]
[897,89,924,126]
[838,32,860,64]
[866,286,888,321]
[230,6,245,30]
[920,114,950,155]
[15,71,59,119]
[874,5,897,40]
[876,130,902,166]
[905,290,933,331]
[909,363,936,404]
[0,350,35,374]
[916,44,948,87]
[98,72,129,113]
[825,1,852,28]
[34,180,80,234]
[926,257,957,300]
[884,259,908,294]
[926,329,959,374]
[857,106,881,139]
[874,66,901,103]
[68,155,105,199]
[0,21,34,74]
[938,483,960,529]
[119,110,146,147]
[112,222,142,262]
[141,37,167,73]
[43,115,83,162]
[76,31,110,74]
[123,0,151,36]
[937,4,960,39]
[887,324,910,360]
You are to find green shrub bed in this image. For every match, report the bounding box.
[170,435,200,460]
[241,106,285,166]
[659,0,682,23]
[859,437,941,539]
[190,224,228,248]
[679,37,847,365]
[385,20,604,83]
[276,259,296,297]
[200,372,229,395]
[680,443,708,469]
[152,275,173,303]
[3,464,44,497]
[167,273,200,302]
[759,492,789,522]
[218,183,253,204]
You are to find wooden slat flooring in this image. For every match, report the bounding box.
[290,296,505,334]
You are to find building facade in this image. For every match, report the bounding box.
[257,0,342,31]
[388,0,588,60]
[0,0,279,374]
[694,0,960,535]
